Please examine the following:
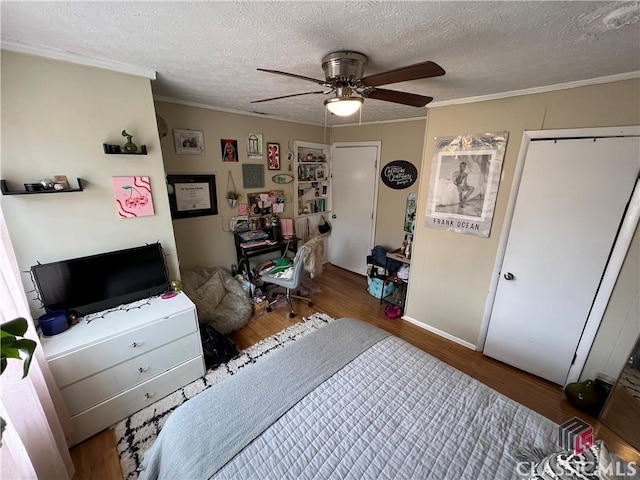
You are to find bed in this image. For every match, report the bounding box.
[137,318,570,479]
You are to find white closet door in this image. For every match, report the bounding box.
[484,137,639,385]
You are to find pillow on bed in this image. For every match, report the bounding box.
[526,440,618,479]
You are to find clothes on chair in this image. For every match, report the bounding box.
[301,236,324,278]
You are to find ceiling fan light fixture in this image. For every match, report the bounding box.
[324,96,363,116]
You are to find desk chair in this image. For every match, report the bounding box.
[263,245,314,318]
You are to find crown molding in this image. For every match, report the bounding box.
[429,71,640,108]
[1,39,156,80]
[155,95,428,128]
[153,95,326,127]
[333,115,427,128]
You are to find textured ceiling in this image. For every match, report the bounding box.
[2,1,639,126]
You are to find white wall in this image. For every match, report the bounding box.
[1,52,179,318]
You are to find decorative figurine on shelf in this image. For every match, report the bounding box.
[122,130,138,153]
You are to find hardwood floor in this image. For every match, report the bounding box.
[71,263,640,479]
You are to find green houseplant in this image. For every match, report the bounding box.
[1,317,37,444]
[226,191,241,208]
[1,317,37,378]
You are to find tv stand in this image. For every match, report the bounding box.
[40,292,205,445]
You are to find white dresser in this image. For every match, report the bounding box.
[40,292,205,445]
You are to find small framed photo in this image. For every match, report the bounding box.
[315,167,326,181]
[267,143,280,170]
[53,175,70,190]
[174,129,205,155]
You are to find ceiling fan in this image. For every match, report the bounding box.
[252,51,445,116]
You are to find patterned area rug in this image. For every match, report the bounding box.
[115,312,335,480]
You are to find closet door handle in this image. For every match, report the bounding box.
[144,392,154,400]
[130,341,143,348]
[137,366,149,374]
[503,272,515,281]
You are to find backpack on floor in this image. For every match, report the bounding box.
[199,322,239,368]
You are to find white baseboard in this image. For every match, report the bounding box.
[402,315,477,350]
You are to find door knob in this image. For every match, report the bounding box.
[331,214,337,219]
[503,272,515,280]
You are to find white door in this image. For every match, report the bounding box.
[328,143,379,275]
[484,136,639,385]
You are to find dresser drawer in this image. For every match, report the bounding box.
[71,355,205,445]
[49,309,197,388]
[61,332,201,415]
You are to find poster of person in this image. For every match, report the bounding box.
[425,132,508,237]
[221,139,239,162]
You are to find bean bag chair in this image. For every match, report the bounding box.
[181,267,252,334]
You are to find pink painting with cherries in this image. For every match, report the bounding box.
[112,176,155,218]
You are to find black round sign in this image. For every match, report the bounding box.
[381,160,418,189]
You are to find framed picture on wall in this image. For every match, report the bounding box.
[166,174,217,219]
[174,129,205,155]
[267,143,280,170]
[221,139,239,162]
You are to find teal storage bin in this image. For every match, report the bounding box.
[367,277,394,299]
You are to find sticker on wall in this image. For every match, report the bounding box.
[404,192,417,234]
[112,176,155,218]
[425,131,508,237]
[381,160,418,189]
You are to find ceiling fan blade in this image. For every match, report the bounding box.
[257,68,327,86]
[365,88,433,107]
[360,61,445,87]
[251,91,328,104]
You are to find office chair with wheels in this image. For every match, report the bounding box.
[262,244,315,318]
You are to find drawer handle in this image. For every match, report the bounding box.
[137,366,149,374]
[144,392,154,400]
[130,341,143,348]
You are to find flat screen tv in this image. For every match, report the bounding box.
[31,243,169,317]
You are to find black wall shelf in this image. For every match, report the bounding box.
[103,144,147,155]
[1,178,84,195]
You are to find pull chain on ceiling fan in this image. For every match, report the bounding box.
[252,51,445,116]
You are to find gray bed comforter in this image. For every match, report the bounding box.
[139,318,558,479]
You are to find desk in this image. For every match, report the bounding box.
[233,232,299,281]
